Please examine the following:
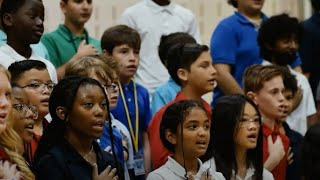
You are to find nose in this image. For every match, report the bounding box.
[210,64,217,76]
[26,107,38,120]
[198,127,209,137]
[42,85,51,95]
[93,104,105,117]
[289,40,298,51]
[247,120,258,130]
[82,0,90,10]
[128,50,138,62]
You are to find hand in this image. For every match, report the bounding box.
[287,147,294,165]
[267,135,285,164]
[76,40,98,59]
[0,160,20,179]
[92,164,118,180]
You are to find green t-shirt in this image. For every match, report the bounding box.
[41,24,101,68]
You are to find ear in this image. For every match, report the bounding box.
[60,1,67,14]
[56,106,67,120]
[165,129,177,145]
[2,13,13,28]
[246,91,258,104]
[102,49,111,57]
[177,68,188,83]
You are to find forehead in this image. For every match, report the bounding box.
[16,0,44,13]
[191,51,211,65]
[17,69,50,84]
[243,102,257,116]
[75,83,105,100]
[184,107,208,122]
[261,75,284,91]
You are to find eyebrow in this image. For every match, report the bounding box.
[185,119,209,124]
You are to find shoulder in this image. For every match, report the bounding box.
[262,168,274,179]
[122,1,146,16]
[136,83,149,96]
[172,3,195,18]
[147,166,171,180]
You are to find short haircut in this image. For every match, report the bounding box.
[8,60,47,83]
[167,43,209,86]
[311,0,320,12]
[101,25,141,54]
[243,64,283,93]
[281,67,298,96]
[160,100,207,152]
[158,32,196,67]
[65,55,117,82]
[227,0,237,8]
[258,14,303,60]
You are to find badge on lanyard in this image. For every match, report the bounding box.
[134,153,145,176]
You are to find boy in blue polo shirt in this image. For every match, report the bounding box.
[101,25,151,179]
[210,0,302,105]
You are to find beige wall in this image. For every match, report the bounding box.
[43,0,310,46]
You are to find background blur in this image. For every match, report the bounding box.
[43,0,312,46]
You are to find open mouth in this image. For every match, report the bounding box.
[247,133,257,142]
[196,140,207,148]
[208,79,217,88]
[0,112,8,123]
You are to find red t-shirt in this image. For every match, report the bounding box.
[148,92,212,169]
[262,123,290,180]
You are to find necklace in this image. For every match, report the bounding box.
[82,145,94,160]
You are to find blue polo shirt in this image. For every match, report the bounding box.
[151,78,180,116]
[111,80,151,156]
[211,12,301,105]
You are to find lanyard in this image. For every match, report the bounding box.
[118,79,139,153]
[63,25,89,52]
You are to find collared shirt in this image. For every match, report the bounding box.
[148,92,212,169]
[262,123,289,180]
[119,0,201,96]
[41,24,101,68]
[35,139,122,180]
[262,60,316,135]
[151,78,180,116]
[0,44,58,83]
[147,157,225,180]
[211,12,301,105]
[110,80,151,156]
[0,30,50,60]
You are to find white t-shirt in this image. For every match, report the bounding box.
[262,60,316,135]
[147,156,225,180]
[0,44,57,83]
[119,0,201,96]
[203,158,274,180]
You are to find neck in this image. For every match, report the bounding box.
[173,152,199,175]
[6,38,32,58]
[64,20,85,36]
[152,0,170,6]
[238,10,261,21]
[262,115,275,130]
[180,85,203,101]
[120,76,132,85]
[65,129,93,155]
[235,147,247,169]
[33,115,45,136]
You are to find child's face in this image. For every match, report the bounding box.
[185,51,217,94]
[252,75,286,120]
[12,88,37,143]
[235,102,260,151]
[10,0,44,44]
[88,72,119,110]
[112,44,139,81]
[16,69,52,119]
[278,89,294,123]
[174,107,210,158]
[67,84,107,139]
[61,0,93,26]
[237,0,264,14]
[0,72,12,134]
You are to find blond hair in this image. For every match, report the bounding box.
[65,55,117,82]
[243,64,283,94]
[0,65,35,180]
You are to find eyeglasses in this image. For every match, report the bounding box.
[12,104,38,120]
[102,83,119,93]
[20,82,55,92]
[239,118,260,128]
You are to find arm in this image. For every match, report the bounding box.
[214,63,243,95]
[142,131,151,176]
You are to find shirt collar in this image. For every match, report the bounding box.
[58,24,89,42]
[262,123,280,137]
[0,30,7,42]
[232,165,255,180]
[166,156,203,178]
[1,44,39,60]
[121,79,134,91]
[145,0,175,14]
[235,11,268,25]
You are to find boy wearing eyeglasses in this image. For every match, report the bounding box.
[8,60,54,164]
[244,64,290,180]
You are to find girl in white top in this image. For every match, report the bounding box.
[147,100,224,180]
[202,94,274,180]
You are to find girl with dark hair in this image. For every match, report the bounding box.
[147,100,224,180]
[33,76,119,180]
[203,94,274,180]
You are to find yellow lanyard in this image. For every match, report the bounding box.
[118,79,139,153]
